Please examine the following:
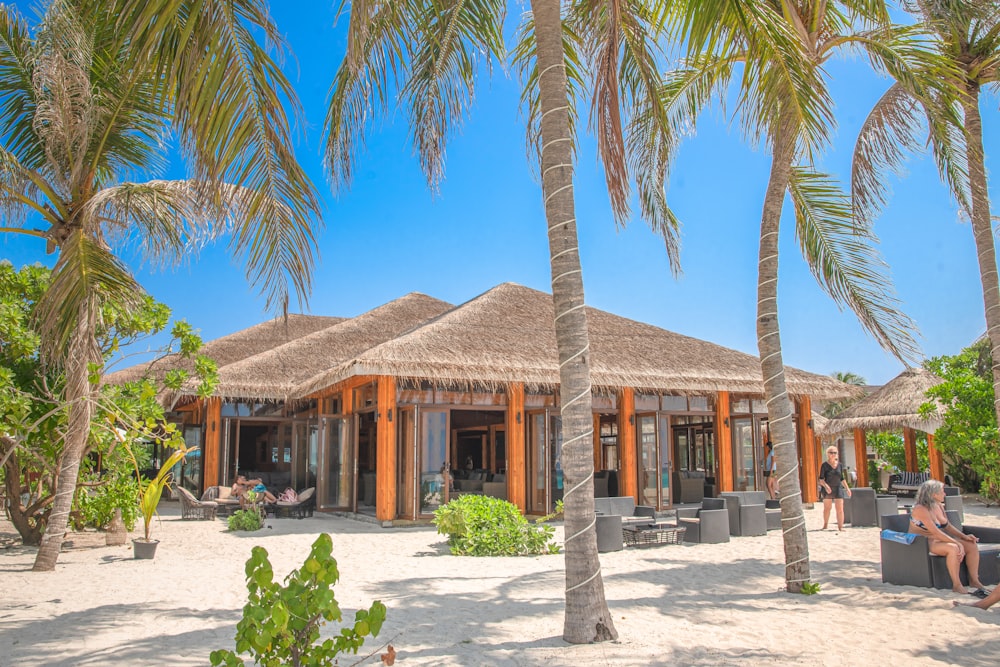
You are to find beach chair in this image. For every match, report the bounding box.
[176,486,218,520]
[676,497,730,543]
[272,487,316,519]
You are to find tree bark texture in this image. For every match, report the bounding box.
[757,127,811,593]
[32,302,98,571]
[530,0,617,643]
[962,88,1000,440]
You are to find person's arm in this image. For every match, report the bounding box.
[943,516,978,544]
[913,505,965,553]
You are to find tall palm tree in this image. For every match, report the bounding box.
[853,1,1000,433]
[325,0,679,642]
[662,1,924,591]
[823,371,868,417]
[0,0,320,571]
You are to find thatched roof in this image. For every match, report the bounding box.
[104,314,345,386]
[818,367,945,436]
[294,283,856,400]
[207,293,453,401]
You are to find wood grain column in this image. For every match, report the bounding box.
[798,396,818,503]
[618,388,636,499]
[903,427,918,472]
[927,432,945,481]
[715,391,733,493]
[506,383,526,511]
[853,428,869,487]
[593,412,602,469]
[375,378,397,522]
[203,397,222,490]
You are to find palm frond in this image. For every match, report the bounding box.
[0,4,45,170]
[789,167,921,364]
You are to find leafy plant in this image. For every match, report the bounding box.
[210,533,386,667]
[866,431,929,475]
[227,508,265,532]
[433,494,560,556]
[74,473,140,531]
[134,446,194,542]
[800,582,821,595]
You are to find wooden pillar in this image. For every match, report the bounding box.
[203,397,222,491]
[903,427,918,472]
[506,383,526,511]
[853,429,869,487]
[593,412,602,469]
[798,397,818,503]
[715,391,733,493]
[927,432,945,482]
[618,388,637,499]
[375,378,397,522]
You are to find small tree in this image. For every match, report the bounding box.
[211,533,386,667]
[923,341,1000,500]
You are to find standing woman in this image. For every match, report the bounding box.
[763,442,778,500]
[819,447,852,530]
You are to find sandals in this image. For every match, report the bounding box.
[970,588,990,599]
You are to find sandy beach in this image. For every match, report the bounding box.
[2,500,999,666]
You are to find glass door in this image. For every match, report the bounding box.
[419,409,449,516]
[732,417,758,491]
[526,411,548,513]
[319,417,351,509]
[291,421,319,492]
[396,408,416,519]
[637,413,659,507]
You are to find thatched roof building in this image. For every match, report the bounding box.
[819,367,945,436]
[294,283,853,400]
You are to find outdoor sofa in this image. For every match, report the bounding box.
[676,497,730,543]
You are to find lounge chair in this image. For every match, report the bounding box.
[176,486,218,520]
[272,487,316,519]
[202,486,241,517]
[718,491,767,537]
[677,497,730,544]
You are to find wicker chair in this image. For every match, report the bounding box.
[176,486,218,520]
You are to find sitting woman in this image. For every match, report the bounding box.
[231,474,277,504]
[910,479,987,597]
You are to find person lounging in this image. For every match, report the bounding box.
[910,479,987,598]
[231,474,277,505]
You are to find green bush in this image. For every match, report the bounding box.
[211,534,385,667]
[433,494,560,556]
[227,508,264,532]
[73,474,140,531]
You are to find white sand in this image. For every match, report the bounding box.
[2,500,999,666]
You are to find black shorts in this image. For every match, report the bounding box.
[820,486,843,500]
[762,471,772,477]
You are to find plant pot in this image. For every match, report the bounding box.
[132,538,159,559]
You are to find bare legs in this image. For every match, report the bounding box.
[931,540,984,594]
[821,498,845,530]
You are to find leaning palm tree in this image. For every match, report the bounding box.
[662,2,924,591]
[853,1,1000,433]
[0,0,320,571]
[326,0,679,642]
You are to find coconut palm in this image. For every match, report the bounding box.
[823,371,868,417]
[853,1,1000,435]
[0,0,320,571]
[661,1,924,591]
[325,0,680,642]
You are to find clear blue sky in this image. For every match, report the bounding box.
[2,2,997,386]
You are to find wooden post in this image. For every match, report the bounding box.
[927,432,945,482]
[853,429,869,487]
[203,397,222,491]
[618,388,636,499]
[903,427,918,472]
[715,391,733,493]
[375,378,397,522]
[506,383,526,511]
[593,412,602,470]
[798,397,818,503]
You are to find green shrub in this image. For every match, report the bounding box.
[227,508,264,532]
[211,534,385,667]
[433,494,560,556]
[74,474,140,531]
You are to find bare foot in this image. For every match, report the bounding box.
[953,599,988,610]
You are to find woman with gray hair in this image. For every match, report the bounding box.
[910,479,988,598]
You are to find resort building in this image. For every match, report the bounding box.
[114,283,855,523]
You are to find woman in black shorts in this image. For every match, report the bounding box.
[818,447,851,530]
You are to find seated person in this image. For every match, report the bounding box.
[231,474,277,504]
[910,479,987,597]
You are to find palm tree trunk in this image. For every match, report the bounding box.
[962,87,1000,438]
[32,303,97,571]
[757,126,811,593]
[530,0,616,643]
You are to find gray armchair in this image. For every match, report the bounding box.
[672,471,705,504]
[944,486,964,524]
[719,491,767,537]
[849,488,899,527]
[677,497,730,543]
[764,498,781,531]
[879,512,1000,589]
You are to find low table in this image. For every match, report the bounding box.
[623,522,686,548]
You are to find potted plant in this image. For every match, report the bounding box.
[133,445,195,559]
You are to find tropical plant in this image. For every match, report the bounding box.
[433,494,560,556]
[822,371,868,418]
[661,2,926,592]
[0,0,320,571]
[132,444,194,543]
[210,533,386,667]
[853,1,1000,443]
[325,0,680,642]
[924,340,1000,501]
